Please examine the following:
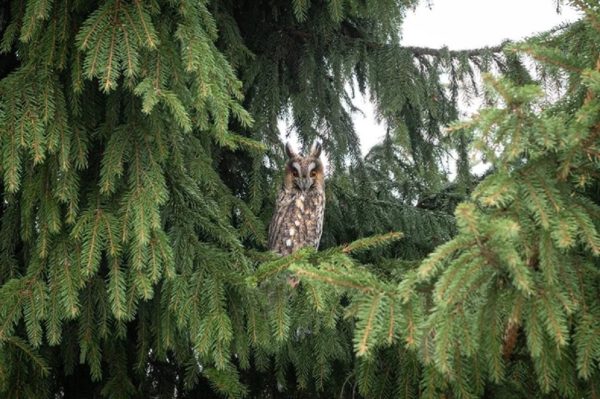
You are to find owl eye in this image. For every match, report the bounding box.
[292,170,299,177]
[310,170,317,178]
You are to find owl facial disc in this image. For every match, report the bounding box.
[291,160,317,192]
[285,140,323,193]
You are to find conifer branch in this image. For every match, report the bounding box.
[254,248,313,283]
[0,0,598,396]
[341,231,403,254]
[283,26,508,59]
[291,267,379,295]
[571,0,600,32]
[4,336,50,377]
[133,0,157,49]
[404,44,507,58]
[516,44,583,73]
[78,5,111,50]
[356,294,383,356]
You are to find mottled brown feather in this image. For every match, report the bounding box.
[268,187,325,255]
[268,142,325,256]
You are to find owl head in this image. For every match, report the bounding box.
[283,141,324,192]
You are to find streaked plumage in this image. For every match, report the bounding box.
[268,141,325,256]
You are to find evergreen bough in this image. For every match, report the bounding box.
[0,0,598,398]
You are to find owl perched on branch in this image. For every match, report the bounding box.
[268,141,325,256]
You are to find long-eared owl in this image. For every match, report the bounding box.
[268,141,325,256]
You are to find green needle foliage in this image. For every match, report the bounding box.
[0,0,598,398]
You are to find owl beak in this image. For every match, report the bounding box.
[297,178,313,192]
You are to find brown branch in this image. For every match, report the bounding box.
[502,323,520,360]
[404,44,507,58]
[281,27,508,58]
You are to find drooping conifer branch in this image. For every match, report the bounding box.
[405,44,506,57]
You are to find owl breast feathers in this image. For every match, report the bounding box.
[268,141,325,256]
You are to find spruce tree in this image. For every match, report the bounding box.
[0,0,598,398]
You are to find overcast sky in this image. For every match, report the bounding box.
[355,0,583,154]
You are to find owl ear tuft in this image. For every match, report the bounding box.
[310,141,322,158]
[285,142,298,158]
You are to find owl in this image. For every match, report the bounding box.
[268,141,325,256]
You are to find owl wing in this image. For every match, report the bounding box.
[268,189,293,252]
[315,191,325,247]
[268,188,325,255]
[306,189,325,249]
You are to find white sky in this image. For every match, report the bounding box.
[355,0,583,154]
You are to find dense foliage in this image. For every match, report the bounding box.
[0,0,598,398]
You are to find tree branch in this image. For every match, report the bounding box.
[281,26,508,58]
[404,44,507,58]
